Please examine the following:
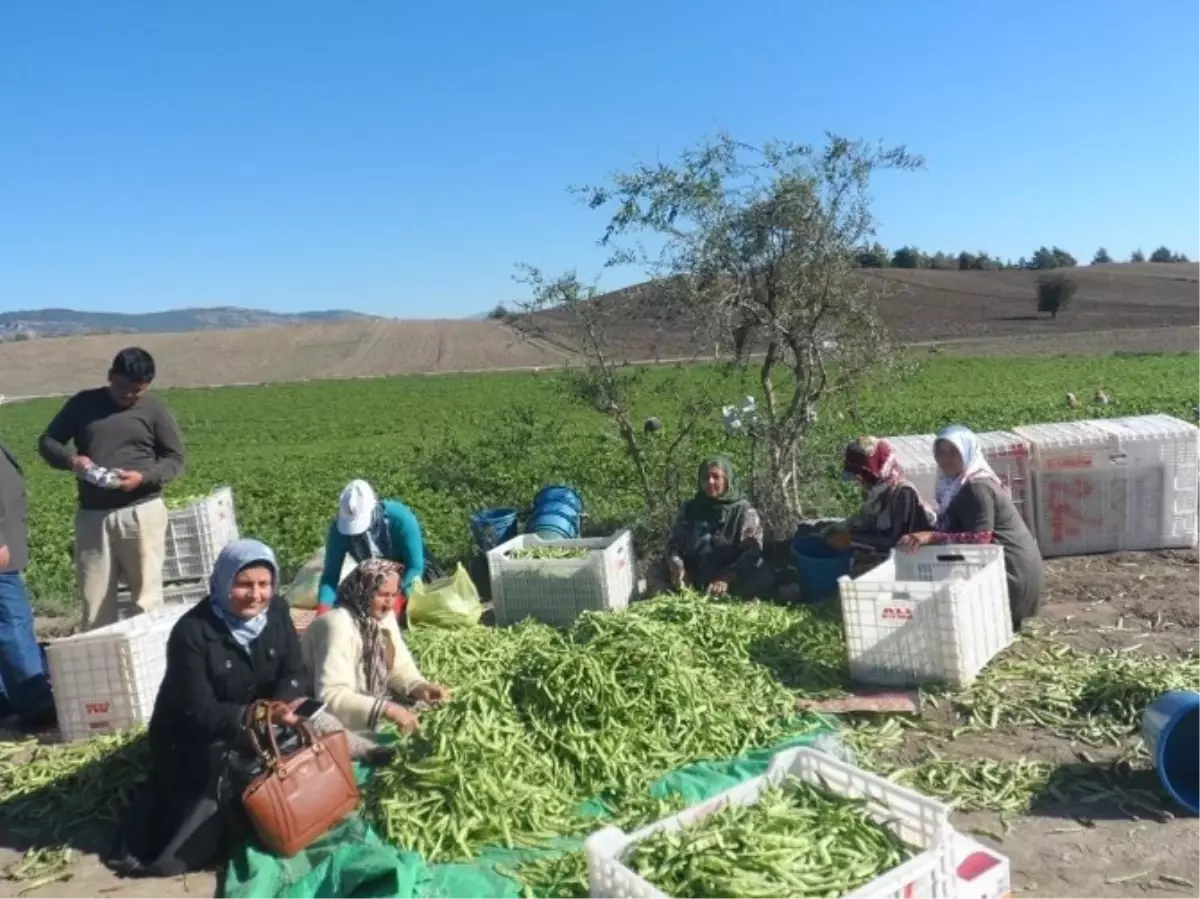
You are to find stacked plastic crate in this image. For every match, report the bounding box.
[116,487,239,617]
[1014,414,1199,557]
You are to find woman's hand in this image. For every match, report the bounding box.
[897,531,935,552]
[667,555,686,589]
[409,682,451,705]
[384,702,421,733]
[269,701,301,727]
[707,579,730,597]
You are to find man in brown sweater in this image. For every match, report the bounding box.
[38,348,187,630]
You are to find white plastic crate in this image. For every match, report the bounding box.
[44,604,193,742]
[883,431,1035,532]
[487,530,635,628]
[585,746,954,899]
[838,545,1013,689]
[952,832,1012,898]
[1014,415,1199,557]
[116,578,207,618]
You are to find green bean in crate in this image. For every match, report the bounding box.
[627,779,916,899]
[512,546,591,560]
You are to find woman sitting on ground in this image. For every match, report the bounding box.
[304,559,451,742]
[667,455,774,598]
[898,424,1044,631]
[828,436,936,551]
[106,539,310,877]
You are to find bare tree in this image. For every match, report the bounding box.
[571,132,921,532]
[512,266,712,534]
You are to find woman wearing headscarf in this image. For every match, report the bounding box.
[898,425,1044,630]
[105,539,310,877]
[304,558,451,741]
[832,436,936,550]
[666,455,773,598]
[316,479,429,618]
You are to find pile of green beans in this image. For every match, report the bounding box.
[372,595,844,862]
[626,778,915,899]
[511,546,591,560]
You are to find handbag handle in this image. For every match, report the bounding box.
[242,700,319,769]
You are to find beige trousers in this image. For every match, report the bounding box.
[75,498,169,631]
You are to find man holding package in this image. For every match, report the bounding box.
[38,348,186,630]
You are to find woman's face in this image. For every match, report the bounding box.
[229,564,274,618]
[935,440,965,477]
[369,572,400,620]
[703,465,727,499]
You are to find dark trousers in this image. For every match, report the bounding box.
[0,571,54,722]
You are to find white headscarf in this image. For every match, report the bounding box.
[933,425,1005,527]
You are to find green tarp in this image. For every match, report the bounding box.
[224,722,835,899]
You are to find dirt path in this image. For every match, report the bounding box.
[1,551,1196,898]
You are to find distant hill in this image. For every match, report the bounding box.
[0,306,383,339]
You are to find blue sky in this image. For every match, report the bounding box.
[1,1,1196,320]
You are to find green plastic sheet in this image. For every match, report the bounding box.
[223,721,834,899]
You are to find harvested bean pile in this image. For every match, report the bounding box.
[627,778,916,898]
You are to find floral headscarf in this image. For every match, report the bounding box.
[335,558,403,697]
[842,437,903,487]
[934,425,1006,527]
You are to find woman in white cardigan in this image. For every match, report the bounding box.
[303,558,450,736]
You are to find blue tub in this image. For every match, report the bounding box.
[526,485,583,539]
[1143,690,1199,816]
[470,507,520,552]
[790,535,854,600]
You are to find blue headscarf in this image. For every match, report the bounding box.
[208,538,279,649]
[933,425,1004,526]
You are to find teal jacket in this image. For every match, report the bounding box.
[316,499,425,610]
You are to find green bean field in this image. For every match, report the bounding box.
[1,352,1195,615]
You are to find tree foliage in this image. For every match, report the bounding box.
[1091,248,1112,265]
[1036,272,1078,319]
[564,132,921,529]
[1150,246,1190,263]
[1130,249,1146,263]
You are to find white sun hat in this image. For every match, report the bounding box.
[337,479,377,536]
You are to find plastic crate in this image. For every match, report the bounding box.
[486,530,635,628]
[952,832,1012,898]
[114,487,238,586]
[585,746,954,899]
[1014,414,1199,557]
[838,545,1013,689]
[116,578,207,619]
[44,604,193,742]
[883,431,1035,533]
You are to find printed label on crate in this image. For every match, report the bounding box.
[1045,454,1096,470]
[82,698,115,729]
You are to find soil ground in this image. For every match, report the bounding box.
[1,550,1196,899]
[0,263,1195,400]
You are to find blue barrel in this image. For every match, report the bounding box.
[526,485,583,539]
[1142,690,1199,816]
[470,507,520,552]
[533,485,583,514]
[790,535,854,600]
[526,501,581,540]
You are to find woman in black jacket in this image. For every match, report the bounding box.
[106,538,309,877]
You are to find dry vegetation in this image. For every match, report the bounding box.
[0,263,1194,398]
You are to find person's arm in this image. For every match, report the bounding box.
[270,600,307,703]
[37,397,81,472]
[316,524,347,613]
[387,502,424,592]
[170,620,248,742]
[381,614,427,697]
[887,488,924,542]
[929,482,996,545]
[143,403,186,487]
[308,611,386,731]
[718,508,765,585]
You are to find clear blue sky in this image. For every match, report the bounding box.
[2,1,1196,319]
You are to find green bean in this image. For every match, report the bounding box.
[626,778,916,898]
[511,546,591,560]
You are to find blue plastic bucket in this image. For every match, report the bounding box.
[534,485,583,514]
[1142,690,1199,815]
[470,507,520,552]
[526,500,580,540]
[790,535,854,600]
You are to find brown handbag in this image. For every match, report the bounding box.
[240,701,361,857]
